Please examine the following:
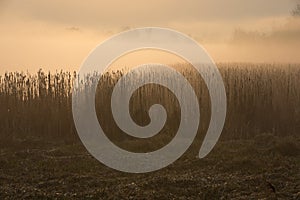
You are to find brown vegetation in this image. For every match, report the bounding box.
[0,63,299,144]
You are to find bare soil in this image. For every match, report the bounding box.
[0,135,299,200]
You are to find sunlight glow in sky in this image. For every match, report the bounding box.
[0,0,299,73]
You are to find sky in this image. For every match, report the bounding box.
[0,0,299,74]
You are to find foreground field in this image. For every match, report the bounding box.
[0,135,299,199]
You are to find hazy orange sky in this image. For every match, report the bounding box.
[0,0,300,73]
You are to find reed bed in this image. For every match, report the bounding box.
[0,63,299,143]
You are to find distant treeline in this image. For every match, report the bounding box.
[0,64,299,144]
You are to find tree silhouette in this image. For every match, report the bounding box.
[291,3,300,17]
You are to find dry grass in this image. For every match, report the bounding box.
[0,63,299,144]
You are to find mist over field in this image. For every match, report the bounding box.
[1,0,300,73]
[0,1,300,199]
